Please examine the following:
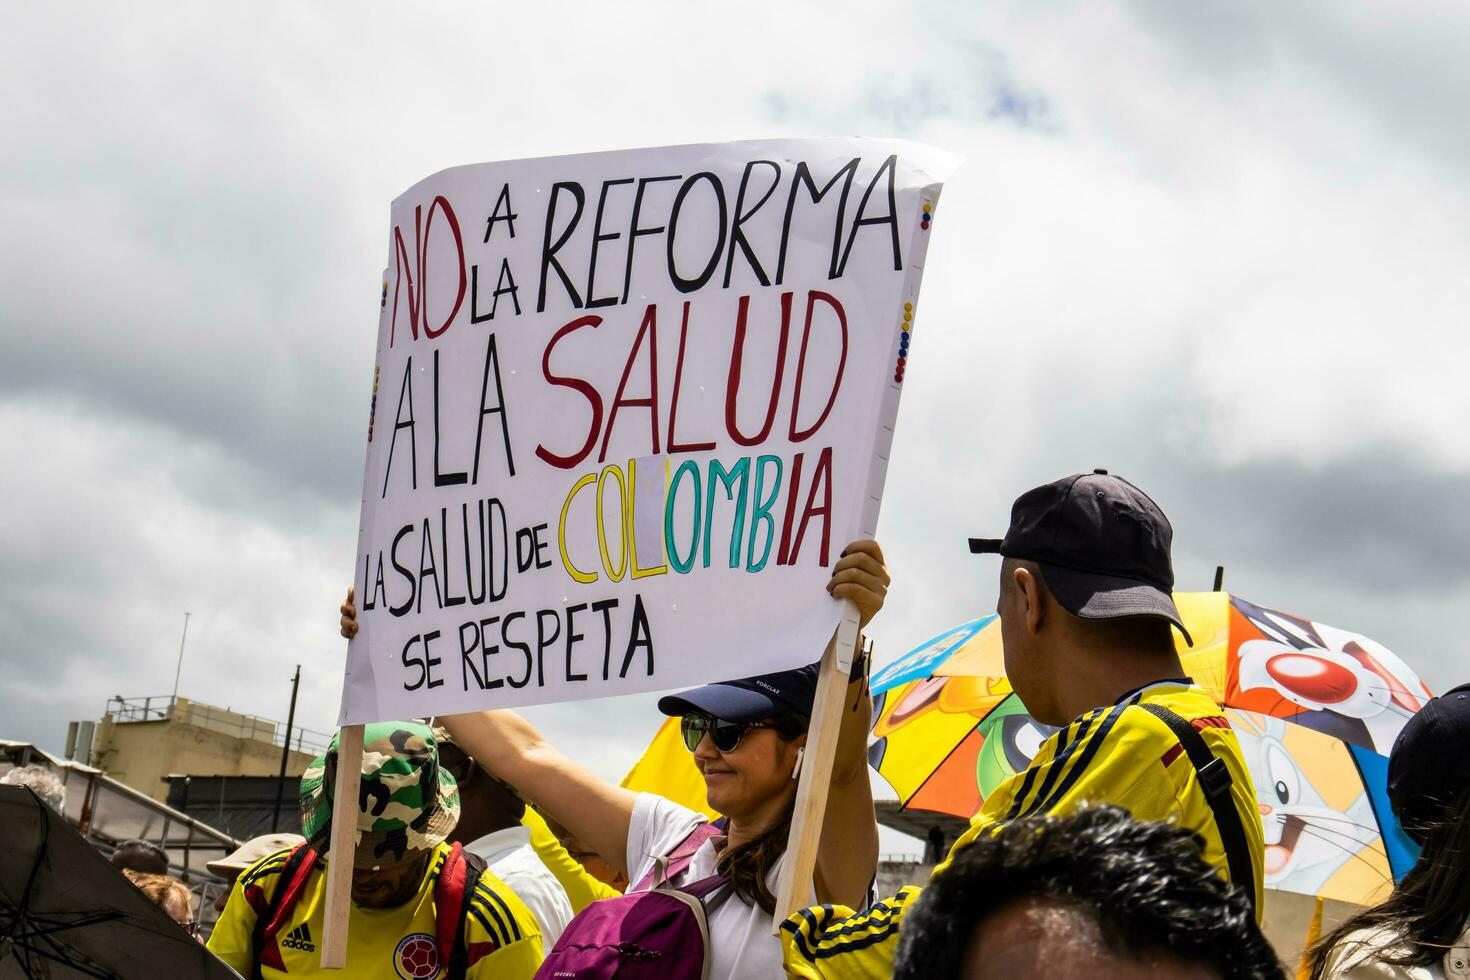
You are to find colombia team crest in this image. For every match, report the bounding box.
[393,933,439,979]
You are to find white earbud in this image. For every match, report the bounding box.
[791,747,805,780]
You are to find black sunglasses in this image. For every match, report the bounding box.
[680,714,775,753]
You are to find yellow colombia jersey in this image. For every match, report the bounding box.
[523,806,621,913]
[782,680,1266,979]
[207,842,543,979]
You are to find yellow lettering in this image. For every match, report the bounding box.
[596,465,628,582]
[558,472,599,584]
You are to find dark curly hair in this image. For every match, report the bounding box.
[892,805,1283,980]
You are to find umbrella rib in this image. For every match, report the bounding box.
[9,931,121,980]
[11,792,53,928]
[899,721,983,809]
[10,910,128,939]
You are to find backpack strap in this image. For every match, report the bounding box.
[435,843,488,980]
[248,843,319,980]
[633,818,726,893]
[1138,703,1259,914]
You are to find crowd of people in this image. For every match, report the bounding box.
[14,470,1467,978]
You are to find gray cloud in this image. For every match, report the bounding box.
[1123,1,1470,173]
[3,3,1469,836]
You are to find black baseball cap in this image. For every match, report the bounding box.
[657,662,819,723]
[1388,683,1470,842]
[968,469,1192,645]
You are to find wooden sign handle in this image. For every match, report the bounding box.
[772,600,862,932]
[319,722,363,969]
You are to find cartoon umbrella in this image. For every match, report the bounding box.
[867,592,1431,905]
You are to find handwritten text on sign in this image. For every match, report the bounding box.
[340,139,955,724]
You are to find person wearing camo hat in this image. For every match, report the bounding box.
[207,720,543,979]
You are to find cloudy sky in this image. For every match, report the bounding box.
[4,2,1467,843]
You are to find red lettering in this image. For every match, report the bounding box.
[785,445,833,566]
[724,292,792,447]
[421,195,467,339]
[776,451,804,565]
[789,291,847,442]
[390,213,420,348]
[389,196,468,346]
[599,304,661,462]
[668,302,716,454]
[534,315,604,469]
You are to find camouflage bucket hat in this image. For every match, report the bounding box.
[299,721,460,871]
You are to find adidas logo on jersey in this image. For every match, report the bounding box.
[281,923,316,952]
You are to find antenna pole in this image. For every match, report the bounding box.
[170,612,192,703]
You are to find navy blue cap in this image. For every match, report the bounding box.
[1388,682,1470,842]
[657,662,820,723]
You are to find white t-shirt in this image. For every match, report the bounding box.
[464,826,575,947]
[626,793,816,980]
[1319,925,1470,980]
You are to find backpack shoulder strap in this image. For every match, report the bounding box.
[248,843,319,980]
[1137,702,1258,914]
[436,843,489,980]
[633,819,724,893]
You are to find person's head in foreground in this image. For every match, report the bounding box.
[111,838,170,875]
[1308,682,1470,979]
[205,833,305,912]
[299,720,459,908]
[892,805,1282,980]
[2,763,66,814]
[656,660,817,913]
[123,869,198,939]
[970,469,1192,726]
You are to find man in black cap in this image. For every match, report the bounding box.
[782,473,1266,978]
[949,470,1263,897]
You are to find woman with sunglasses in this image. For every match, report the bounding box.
[363,539,887,980]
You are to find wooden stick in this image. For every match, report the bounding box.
[319,723,363,969]
[772,600,861,932]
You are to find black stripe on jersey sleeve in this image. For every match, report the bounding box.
[815,921,901,958]
[475,885,524,943]
[470,887,520,946]
[1024,698,1138,818]
[1003,744,1048,820]
[468,905,509,949]
[240,853,291,887]
[1012,712,1094,819]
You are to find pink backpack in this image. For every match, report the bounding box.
[532,821,731,979]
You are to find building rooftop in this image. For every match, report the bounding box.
[105,695,330,757]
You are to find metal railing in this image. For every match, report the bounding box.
[105,695,173,723]
[105,696,329,757]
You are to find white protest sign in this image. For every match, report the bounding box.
[340,138,957,725]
